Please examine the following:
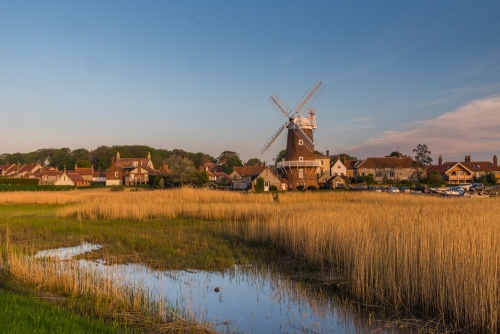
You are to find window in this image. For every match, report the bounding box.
[299,168,304,179]
[299,156,304,162]
[265,181,270,187]
[299,139,303,145]
[115,172,119,177]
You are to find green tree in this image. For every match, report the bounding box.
[254,177,264,192]
[166,155,195,186]
[246,158,262,166]
[75,159,92,168]
[427,171,443,185]
[413,144,433,180]
[217,151,242,174]
[153,175,165,189]
[189,170,209,187]
[274,150,286,166]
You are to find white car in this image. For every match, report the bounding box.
[387,186,400,193]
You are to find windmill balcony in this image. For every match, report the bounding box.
[277,160,322,168]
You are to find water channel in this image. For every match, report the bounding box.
[35,243,409,334]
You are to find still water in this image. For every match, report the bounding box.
[35,243,405,334]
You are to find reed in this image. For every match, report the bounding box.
[2,247,215,333]
[3,188,499,332]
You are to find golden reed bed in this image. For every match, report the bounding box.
[0,188,498,332]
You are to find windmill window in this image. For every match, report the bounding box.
[299,156,304,162]
[299,169,304,179]
[299,140,304,145]
[115,172,119,177]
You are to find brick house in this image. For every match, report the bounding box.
[355,156,418,182]
[105,152,157,186]
[427,155,499,184]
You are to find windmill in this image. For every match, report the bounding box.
[261,81,324,190]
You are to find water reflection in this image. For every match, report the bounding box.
[35,244,405,334]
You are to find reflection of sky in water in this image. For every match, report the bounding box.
[35,244,402,334]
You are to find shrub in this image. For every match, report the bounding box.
[307,185,318,191]
[109,185,125,192]
[254,178,264,192]
[269,185,278,191]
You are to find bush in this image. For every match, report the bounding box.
[254,178,264,192]
[109,185,125,192]
[269,185,278,191]
[0,178,39,185]
[296,185,305,191]
[307,185,317,191]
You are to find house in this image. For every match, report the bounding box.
[105,152,157,186]
[316,151,332,188]
[427,162,473,184]
[39,168,64,185]
[0,163,16,176]
[427,155,499,184]
[92,170,106,184]
[3,163,44,178]
[355,156,418,182]
[232,166,284,191]
[54,171,89,187]
[326,175,347,189]
[74,165,94,182]
[230,165,266,181]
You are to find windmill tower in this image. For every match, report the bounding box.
[261,81,324,190]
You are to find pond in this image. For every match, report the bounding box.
[35,243,408,334]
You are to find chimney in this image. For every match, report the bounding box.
[111,157,115,165]
[74,164,78,171]
[147,152,151,161]
[465,155,471,163]
[494,155,498,166]
[116,152,121,161]
[326,150,330,157]
[438,156,442,166]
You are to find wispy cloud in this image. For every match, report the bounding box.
[348,96,500,160]
[336,117,376,131]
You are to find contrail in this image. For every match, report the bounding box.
[186,13,207,29]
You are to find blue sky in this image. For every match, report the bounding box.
[1,1,500,164]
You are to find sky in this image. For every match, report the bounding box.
[1,1,500,164]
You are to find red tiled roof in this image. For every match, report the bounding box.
[92,171,106,177]
[67,173,87,184]
[357,157,416,169]
[74,168,93,176]
[427,162,472,174]
[232,166,266,177]
[463,161,500,172]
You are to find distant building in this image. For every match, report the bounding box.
[105,152,157,186]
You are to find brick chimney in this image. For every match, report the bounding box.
[326,150,330,157]
[438,155,442,166]
[494,155,498,166]
[465,155,471,163]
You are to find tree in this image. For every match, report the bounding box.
[427,171,443,185]
[246,158,262,166]
[254,177,264,192]
[165,155,196,186]
[217,151,242,174]
[274,150,286,166]
[413,144,433,180]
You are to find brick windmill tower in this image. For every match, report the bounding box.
[261,81,324,190]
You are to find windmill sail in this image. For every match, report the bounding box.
[260,121,290,154]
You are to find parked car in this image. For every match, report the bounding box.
[469,183,484,192]
[387,186,400,193]
[399,186,410,193]
[413,185,428,193]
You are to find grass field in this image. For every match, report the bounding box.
[0,188,498,333]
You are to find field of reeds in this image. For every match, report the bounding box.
[0,188,498,333]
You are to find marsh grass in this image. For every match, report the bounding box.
[0,188,498,332]
[1,247,215,334]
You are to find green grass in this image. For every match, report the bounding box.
[0,203,272,270]
[0,288,133,334]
